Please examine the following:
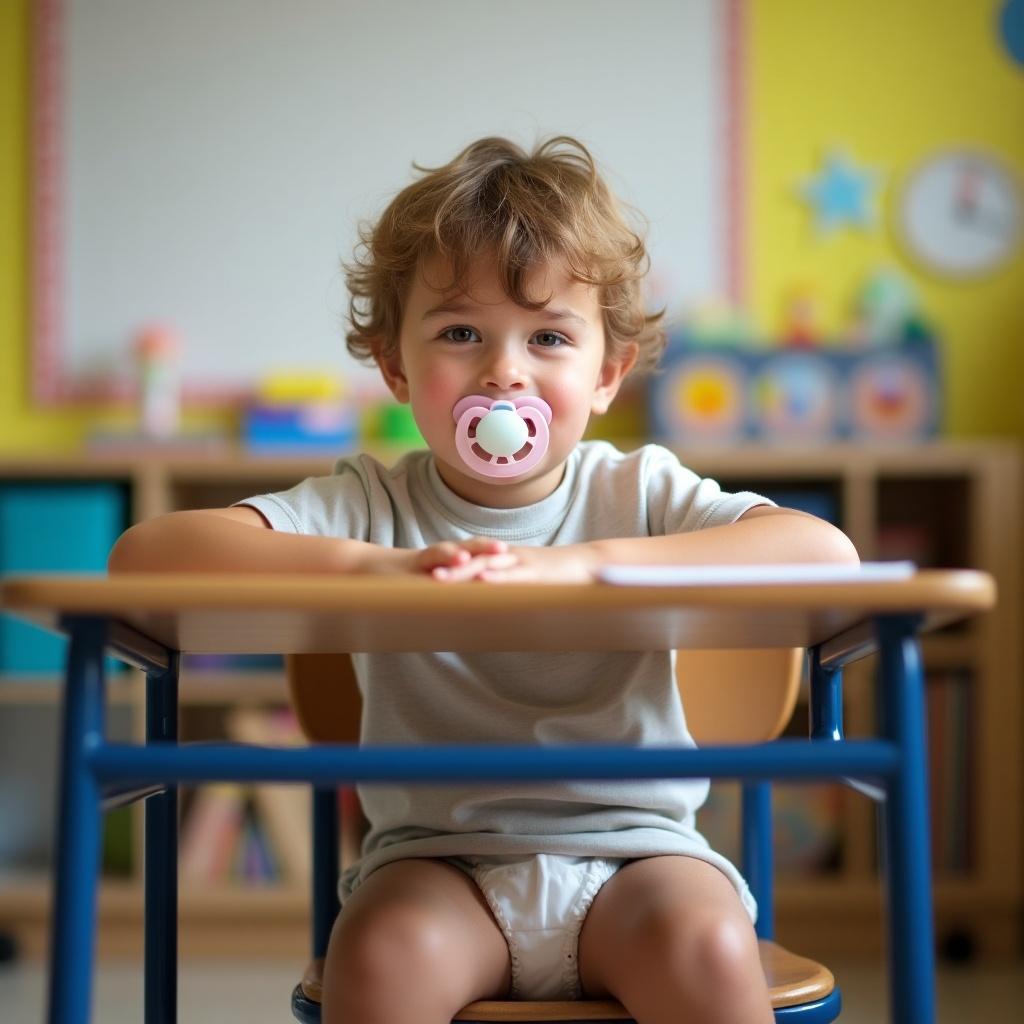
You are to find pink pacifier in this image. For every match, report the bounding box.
[452,395,553,478]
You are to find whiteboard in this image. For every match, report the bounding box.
[33,0,746,404]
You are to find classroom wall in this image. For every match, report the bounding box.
[748,0,1024,439]
[2,0,1023,449]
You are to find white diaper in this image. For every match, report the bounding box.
[448,853,625,1000]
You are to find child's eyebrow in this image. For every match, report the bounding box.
[422,300,589,327]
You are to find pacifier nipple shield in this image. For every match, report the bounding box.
[452,395,553,478]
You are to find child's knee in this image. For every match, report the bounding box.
[661,912,762,991]
[328,899,453,992]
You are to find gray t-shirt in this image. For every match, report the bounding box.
[239,441,772,920]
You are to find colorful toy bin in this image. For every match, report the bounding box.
[243,375,358,454]
[648,334,941,445]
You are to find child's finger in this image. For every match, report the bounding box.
[420,543,471,569]
[479,553,518,571]
[460,538,507,555]
[478,567,534,583]
[432,552,518,581]
[432,557,492,581]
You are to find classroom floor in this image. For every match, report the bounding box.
[1,956,1022,1022]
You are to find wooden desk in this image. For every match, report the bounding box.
[0,570,997,1024]
[0,570,994,654]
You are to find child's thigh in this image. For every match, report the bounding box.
[326,857,512,1001]
[577,855,758,997]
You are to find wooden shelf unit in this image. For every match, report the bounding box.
[0,441,1020,959]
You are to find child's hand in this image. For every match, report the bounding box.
[417,539,518,579]
[358,539,516,578]
[433,543,599,584]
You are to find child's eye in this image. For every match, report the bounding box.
[531,331,569,348]
[441,326,480,344]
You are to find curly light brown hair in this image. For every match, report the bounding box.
[344,135,666,375]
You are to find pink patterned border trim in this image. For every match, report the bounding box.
[30,0,63,403]
[31,0,749,406]
[723,0,748,308]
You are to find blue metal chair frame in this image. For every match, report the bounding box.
[46,612,932,1023]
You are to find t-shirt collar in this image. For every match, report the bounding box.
[422,449,580,539]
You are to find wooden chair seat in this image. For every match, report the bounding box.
[298,939,835,1020]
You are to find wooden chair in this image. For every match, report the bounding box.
[287,648,841,1023]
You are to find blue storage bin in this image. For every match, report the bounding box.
[243,402,358,453]
[0,482,128,673]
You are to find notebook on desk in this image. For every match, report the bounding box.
[598,561,917,586]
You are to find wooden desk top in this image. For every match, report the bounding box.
[0,571,995,656]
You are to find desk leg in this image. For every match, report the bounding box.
[878,616,935,1024]
[47,617,107,1024]
[809,648,843,742]
[145,655,180,1024]
[312,787,340,958]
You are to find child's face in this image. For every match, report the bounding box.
[378,254,635,507]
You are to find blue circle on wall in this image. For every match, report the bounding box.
[1000,0,1024,67]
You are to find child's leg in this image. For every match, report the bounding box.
[321,857,512,1024]
[577,855,774,1024]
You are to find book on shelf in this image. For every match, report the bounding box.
[179,783,247,884]
[234,806,279,885]
[927,667,974,875]
[183,653,285,673]
[179,784,287,886]
[224,707,312,886]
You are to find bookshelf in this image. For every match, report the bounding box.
[0,441,1020,960]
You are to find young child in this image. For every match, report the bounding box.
[108,136,858,1024]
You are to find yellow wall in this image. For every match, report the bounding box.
[3,1,1023,449]
[750,0,1024,438]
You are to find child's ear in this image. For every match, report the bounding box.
[375,341,409,403]
[591,342,639,415]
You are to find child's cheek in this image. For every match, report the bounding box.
[409,366,461,441]
[415,366,459,412]
[544,383,590,435]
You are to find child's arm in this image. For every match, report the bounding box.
[107,507,509,576]
[590,505,859,568]
[430,506,859,584]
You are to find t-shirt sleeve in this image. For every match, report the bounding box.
[641,444,775,536]
[232,457,374,540]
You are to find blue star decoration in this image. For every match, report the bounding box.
[1000,0,1024,68]
[799,152,882,236]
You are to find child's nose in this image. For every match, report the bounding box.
[480,348,527,392]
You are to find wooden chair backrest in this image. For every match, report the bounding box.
[286,648,804,746]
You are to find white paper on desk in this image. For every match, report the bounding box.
[599,561,917,586]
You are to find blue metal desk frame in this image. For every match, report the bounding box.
[47,612,932,1023]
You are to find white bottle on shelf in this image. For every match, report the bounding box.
[135,325,181,440]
